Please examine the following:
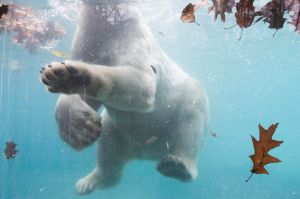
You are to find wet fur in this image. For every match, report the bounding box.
[41,0,208,195]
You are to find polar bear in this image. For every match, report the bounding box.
[40,0,208,195]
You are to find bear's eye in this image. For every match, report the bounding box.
[150,65,156,74]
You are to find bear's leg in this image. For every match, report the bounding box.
[76,113,128,195]
[55,94,102,150]
[40,60,156,112]
[157,114,205,182]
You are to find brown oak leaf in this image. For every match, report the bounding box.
[235,0,256,28]
[181,3,197,23]
[284,0,300,33]
[255,0,286,34]
[4,141,18,159]
[181,0,208,25]
[246,123,283,182]
[208,0,235,22]
[234,0,256,40]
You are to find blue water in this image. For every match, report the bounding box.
[0,0,299,198]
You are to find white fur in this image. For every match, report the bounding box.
[42,0,208,195]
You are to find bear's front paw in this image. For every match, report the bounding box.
[61,118,101,150]
[40,61,91,94]
[58,111,101,150]
[56,95,101,150]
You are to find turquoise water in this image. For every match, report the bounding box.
[0,0,299,198]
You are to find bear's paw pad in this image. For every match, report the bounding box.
[157,155,193,182]
[40,61,91,94]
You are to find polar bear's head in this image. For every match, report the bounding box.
[82,0,132,5]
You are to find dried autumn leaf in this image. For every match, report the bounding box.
[246,123,283,182]
[4,141,18,159]
[181,0,208,25]
[255,0,286,34]
[0,2,65,53]
[285,0,300,33]
[208,0,235,22]
[234,0,256,40]
[181,3,197,23]
[235,0,256,28]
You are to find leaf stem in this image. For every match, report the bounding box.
[238,28,244,41]
[245,172,254,182]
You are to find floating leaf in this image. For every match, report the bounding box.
[246,123,283,182]
[181,0,208,25]
[209,0,235,22]
[255,0,286,35]
[4,141,18,159]
[181,3,197,23]
[234,0,256,40]
[0,2,65,53]
[235,0,256,28]
[285,0,300,33]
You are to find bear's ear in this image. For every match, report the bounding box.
[150,65,156,74]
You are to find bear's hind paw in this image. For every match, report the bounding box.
[157,155,196,182]
[76,170,100,195]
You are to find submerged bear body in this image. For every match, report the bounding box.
[41,0,208,195]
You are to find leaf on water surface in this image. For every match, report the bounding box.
[246,123,283,182]
[0,2,65,53]
[285,0,300,33]
[231,0,256,40]
[255,0,286,35]
[235,0,256,29]
[208,0,235,22]
[181,3,197,23]
[181,0,208,25]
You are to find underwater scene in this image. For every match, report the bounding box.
[0,0,299,198]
